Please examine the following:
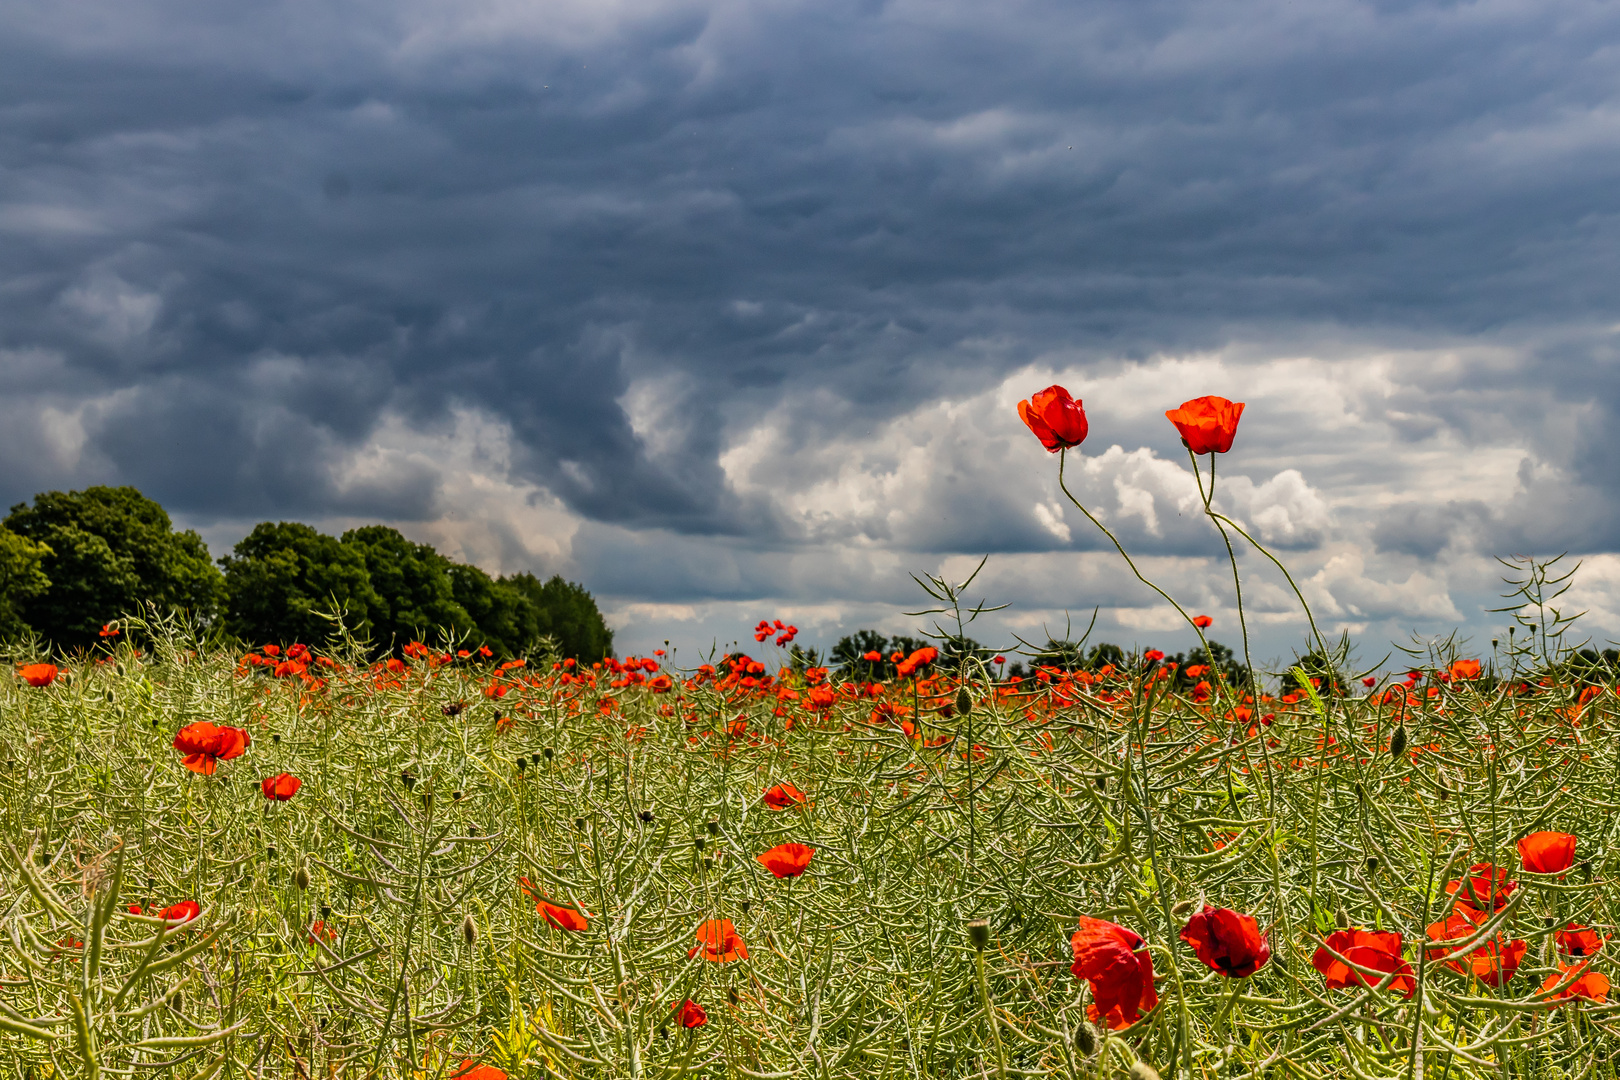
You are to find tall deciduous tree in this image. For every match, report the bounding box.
[219,522,382,646]
[0,527,52,640]
[339,526,477,650]
[4,487,223,649]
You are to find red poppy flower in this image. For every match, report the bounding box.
[171,722,251,775]
[1311,929,1415,998]
[1425,909,1524,987]
[450,1062,508,1080]
[762,783,807,810]
[689,919,748,962]
[671,999,708,1028]
[1556,924,1605,958]
[1070,917,1158,1030]
[1518,831,1577,874]
[261,772,302,801]
[19,663,58,687]
[861,650,882,662]
[1178,905,1270,978]
[1192,615,1213,629]
[1165,396,1245,455]
[1445,863,1516,911]
[756,843,815,879]
[1448,659,1482,681]
[159,900,201,925]
[1018,385,1089,452]
[1541,961,1610,1005]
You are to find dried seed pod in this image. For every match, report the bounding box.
[266,845,278,860]
[462,915,478,946]
[400,771,416,790]
[543,747,554,760]
[1389,725,1407,758]
[1335,907,1349,929]
[638,810,655,823]
[741,900,751,914]
[955,687,972,717]
[1073,1020,1098,1058]
[706,820,720,836]
[452,790,463,802]
[966,919,990,951]
[695,836,706,851]
[573,817,586,831]
[1365,856,1379,872]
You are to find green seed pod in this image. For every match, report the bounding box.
[1074,1021,1098,1058]
[1171,898,1196,917]
[1334,908,1349,929]
[293,865,311,891]
[955,687,972,717]
[966,919,990,951]
[1129,1063,1162,1080]
[695,836,706,852]
[1389,725,1407,758]
[462,915,477,946]
[707,819,720,836]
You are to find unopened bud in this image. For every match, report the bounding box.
[966,919,990,951]
[462,915,477,946]
[1335,907,1349,929]
[293,865,311,891]
[1171,898,1195,918]
[1073,1020,1098,1058]
[728,986,740,1005]
[1129,1063,1162,1080]
[165,987,184,1011]
[955,687,972,717]
[1389,725,1407,759]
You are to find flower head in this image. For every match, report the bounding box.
[1445,863,1516,911]
[757,842,815,879]
[1070,917,1158,1030]
[1178,905,1270,978]
[1165,396,1245,455]
[1518,831,1577,874]
[1018,385,1089,452]
[19,663,58,687]
[762,783,807,810]
[1541,961,1610,1006]
[450,1062,508,1080]
[1192,615,1213,629]
[261,772,302,801]
[1556,924,1605,959]
[690,919,748,962]
[171,722,251,775]
[159,900,201,926]
[1425,908,1525,987]
[520,878,589,931]
[1311,928,1415,998]
[672,999,708,1028]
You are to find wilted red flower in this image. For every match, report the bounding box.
[762,783,807,810]
[450,1062,507,1080]
[1018,385,1089,452]
[1556,924,1605,958]
[1165,396,1245,455]
[757,843,815,879]
[690,919,748,962]
[159,901,201,925]
[1178,905,1270,978]
[172,722,250,775]
[1425,908,1525,987]
[1192,615,1213,629]
[18,663,58,687]
[671,999,708,1028]
[1445,863,1516,911]
[1070,917,1158,1030]
[261,772,302,801]
[1518,831,1577,874]
[1541,962,1610,1005]
[1311,929,1414,998]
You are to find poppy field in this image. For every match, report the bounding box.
[4,391,1620,1079]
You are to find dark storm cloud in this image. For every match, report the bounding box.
[4,0,1620,553]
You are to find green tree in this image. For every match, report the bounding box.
[448,564,546,657]
[502,572,613,662]
[831,629,889,680]
[4,486,223,649]
[0,527,52,640]
[220,522,383,646]
[340,526,478,650]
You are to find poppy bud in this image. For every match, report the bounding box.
[1129,1063,1162,1080]
[1096,775,1106,791]
[1171,898,1195,917]
[1334,907,1349,929]
[105,689,113,703]
[166,987,184,1011]
[707,820,720,835]
[728,987,740,1005]
[294,865,311,891]
[1074,1021,1098,1057]
[955,687,972,717]
[695,836,706,851]
[659,1026,669,1040]
[1389,725,1407,758]
[966,919,990,951]
[462,915,477,946]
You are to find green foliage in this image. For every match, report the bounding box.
[3,486,223,649]
[500,572,614,663]
[219,522,383,645]
[1162,639,1251,691]
[830,630,932,680]
[340,525,477,650]
[0,526,52,640]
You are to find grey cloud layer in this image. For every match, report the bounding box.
[5,0,1620,656]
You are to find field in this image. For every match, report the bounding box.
[2,612,1619,1080]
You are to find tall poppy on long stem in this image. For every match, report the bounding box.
[1018,386,1089,452]
[171,722,251,775]
[1178,905,1269,978]
[1518,831,1577,874]
[1070,917,1157,1029]
[1165,396,1245,455]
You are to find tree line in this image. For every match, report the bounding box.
[0,486,612,660]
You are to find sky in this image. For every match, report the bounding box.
[5,0,1620,672]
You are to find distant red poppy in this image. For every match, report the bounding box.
[895,647,938,677]
[1518,831,1577,874]
[1425,908,1524,987]
[1070,917,1158,1030]
[1179,905,1270,978]
[1311,928,1414,998]
[757,843,815,879]
[671,999,708,1028]
[450,1062,508,1080]
[261,772,302,801]
[159,900,201,925]
[1192,615,1213,629]
[1445,863,1516,911]
[1541,962,1609,1005]
[862,650,882,662]
[1556,924,1605,958]
[171,722,250,775]
[762,783,807,810]
[1362,676,1377,687]
[308,920,337,945]
[1018,385,1089,452]
[18,663,57,687]
[689,919,748,962]
[1165,396,1245,455]
[1448,659,1482,681]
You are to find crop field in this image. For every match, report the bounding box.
[2,612,1619,1080]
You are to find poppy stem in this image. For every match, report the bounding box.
[973,945,1007,1078]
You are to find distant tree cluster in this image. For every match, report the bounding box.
[0,486,612,660]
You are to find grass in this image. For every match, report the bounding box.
[3,614,1619,1080]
